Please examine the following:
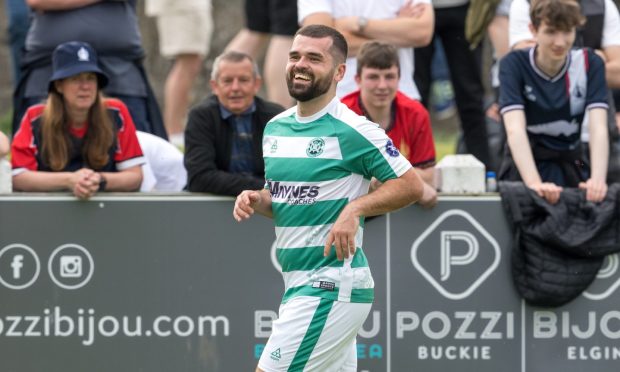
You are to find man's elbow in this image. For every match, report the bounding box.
[411,30,433,48]
[410,181,425,204]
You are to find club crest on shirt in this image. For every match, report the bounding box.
[574,85,583,98]
[524,85,536,102]
[385,139,400,157]
[306,138,325,157]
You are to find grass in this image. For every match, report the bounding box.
[434,131,458,162]
[1,112,11,137]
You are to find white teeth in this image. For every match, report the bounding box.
[295,73,311,81]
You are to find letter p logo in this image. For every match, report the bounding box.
[440,231,479,281]
[412,210,500,300]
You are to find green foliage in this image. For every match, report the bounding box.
[434,132,457,162]
[0,112,11,137]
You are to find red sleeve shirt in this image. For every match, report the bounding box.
[341,90,436,168]
[104,98,145,170]
[11,104,45,174]
[11,99,145,174]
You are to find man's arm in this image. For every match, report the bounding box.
[416,166,435,187]
[581,107,609,202]
[598,46,620,88]
[184,107,264,196]
[601,0,620,88]
[301,12,334,27]
[508,0,535,49]
[503,110,563,203]
[27,0,108,11]
[0,132,9,158]
[335,3,434,49]
[233,188,273,221]
[325,168,435,260]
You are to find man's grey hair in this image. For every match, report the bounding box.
[210,51,261,81]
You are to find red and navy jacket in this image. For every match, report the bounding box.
[12,98,145,175]
[341,90,436,168]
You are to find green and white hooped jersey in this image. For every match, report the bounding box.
[264,97,412,304]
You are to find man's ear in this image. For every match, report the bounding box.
[354,74,361,87]
[334,63,346,83]
[209,80,217,94]
[253,76,263,94]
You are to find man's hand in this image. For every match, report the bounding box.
[528,182,563,204]
[334,16,359,33]
[233,190,262,222]
[398,0,426,18]
[324,205,359,261]
[418,183,437,209]
[579,178,608,203]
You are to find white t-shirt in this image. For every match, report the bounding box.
[136,131,187,192]
[145,0,210,16]
[298,0,430,100]
[509,0,620,48]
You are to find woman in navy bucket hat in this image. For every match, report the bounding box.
[10,41,146,199]
[48,41,109,92]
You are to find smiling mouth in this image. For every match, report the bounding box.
[294,73,312,81]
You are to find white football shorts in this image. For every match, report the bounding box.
[258,296,372,372]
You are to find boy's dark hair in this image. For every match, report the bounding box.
[530,0,585,31]
[294,24,348,64]
[356,41,400,76]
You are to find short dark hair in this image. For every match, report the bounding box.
[211,51,260,80]
[356,41,400,76]
[530,0,585,31]
[294,24,348,64]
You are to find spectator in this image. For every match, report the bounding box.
[4,0,30,86]
[484,0,512,122]
[184,51,284,196]
[341,41,436,186]
[145,0,213,147]
[499,0,609,204]
[11,41,145,199]
[13,0,166,139]
[225,0,298,108]
[298,0,434,99]
[136,131,187,192]
[509,0,620,181]
[414,0,491,170]
[0,132,9,158]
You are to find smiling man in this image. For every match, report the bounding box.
[184,51,284,196]
[341,41,436,186]
[234,25,436,372]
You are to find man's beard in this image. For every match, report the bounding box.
[286,68,333,102]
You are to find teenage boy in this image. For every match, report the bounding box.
[499,0,609,204]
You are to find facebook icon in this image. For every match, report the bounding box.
[11,254,24,279]
[0,244,40,290]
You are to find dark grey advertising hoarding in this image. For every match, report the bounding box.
[0,195,618,371]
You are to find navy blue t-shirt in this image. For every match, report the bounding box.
[499,47,608,151]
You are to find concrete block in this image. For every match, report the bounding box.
[435,154,486,193]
